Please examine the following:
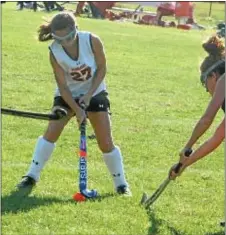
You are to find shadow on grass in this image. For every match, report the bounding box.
[146,209,224,235]
[96,192,116,201]
[147,209,187,235]
[1,189,67,215]
[205,232,225,235]
[1,189,116,215]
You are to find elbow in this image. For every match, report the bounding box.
[100,66,107,77]
[97,65,107,76]
[214,120,225,142]
[58,84,69,95]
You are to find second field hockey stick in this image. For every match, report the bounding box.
[141,149,192,209]
[1,107,67,121]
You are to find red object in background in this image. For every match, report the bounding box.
[155,2,175,26]
[175,2,194,29]
[157,2,175,16]
[76,1,85,15]
[175,2,193,18]
[105,10,122,21]
[140,15,157,25]
[91,2,116,17]
[177,24,192,30]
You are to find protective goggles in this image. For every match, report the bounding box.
[51,29,77,44]
[200,59,225,91]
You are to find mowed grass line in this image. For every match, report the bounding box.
[2,3,224,235]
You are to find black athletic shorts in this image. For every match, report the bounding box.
[53,91,110,112]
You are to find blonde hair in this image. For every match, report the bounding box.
[200,35,225,74]
[38,12,78,42]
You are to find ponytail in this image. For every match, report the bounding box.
[202,35,225,59]
[38,23,53,42]
[200,35,225,87]
[200,35,225,74]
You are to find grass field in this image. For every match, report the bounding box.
[1,2,225,235]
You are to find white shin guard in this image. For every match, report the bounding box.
[103,146,128,189]
[26,136,55,181]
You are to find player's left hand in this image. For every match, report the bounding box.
[79,93,92,109]
[169,148,192,180]
[168,163,186,180]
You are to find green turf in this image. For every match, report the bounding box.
[1,2,225,235]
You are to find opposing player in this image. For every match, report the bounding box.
[169,36,225,226]
[170,35,225,178]
[169,36,225,227]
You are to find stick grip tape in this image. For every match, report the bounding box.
[174,149,192,174]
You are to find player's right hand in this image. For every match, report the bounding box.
[169,163,185,180]
[75,107,86,126]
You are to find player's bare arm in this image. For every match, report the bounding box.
[50,51,86,125]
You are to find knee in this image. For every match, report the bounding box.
[98,140,114,153]
[43,128,58,143]
[43,135,56,143]
[43,123,65,143]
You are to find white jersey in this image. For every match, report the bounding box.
[49,31,106,98]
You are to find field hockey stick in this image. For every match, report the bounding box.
[1,108,67,121]
[78,103,98,199]
[141,149,193,209]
